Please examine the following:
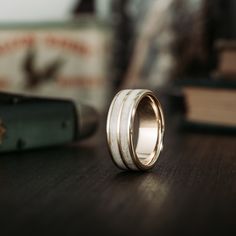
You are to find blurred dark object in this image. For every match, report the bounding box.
[173,0,210,76]
[181,120,236,135]
[0,92,98,152]
[176,0,236,77]
[73,0,95,15]
[209,0,236,39]
[111,0,134,88]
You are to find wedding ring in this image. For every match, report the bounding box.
[106,89,165,171]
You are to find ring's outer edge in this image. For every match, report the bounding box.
[107,89,165,171]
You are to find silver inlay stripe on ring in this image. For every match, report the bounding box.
[118,89,147,170]
[107,90,131,169]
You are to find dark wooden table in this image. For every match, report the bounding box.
[0,99,235,236]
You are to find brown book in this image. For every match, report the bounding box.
[179,78,236,129]
[183,87,236,127]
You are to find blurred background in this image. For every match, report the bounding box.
[0,0,235,130]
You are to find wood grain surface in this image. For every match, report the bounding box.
[0,98,235,236]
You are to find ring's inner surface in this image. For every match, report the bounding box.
[133,96,158,165]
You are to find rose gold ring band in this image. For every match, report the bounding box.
[106,89,165,171]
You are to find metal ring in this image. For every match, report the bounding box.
[106,89,165,171]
